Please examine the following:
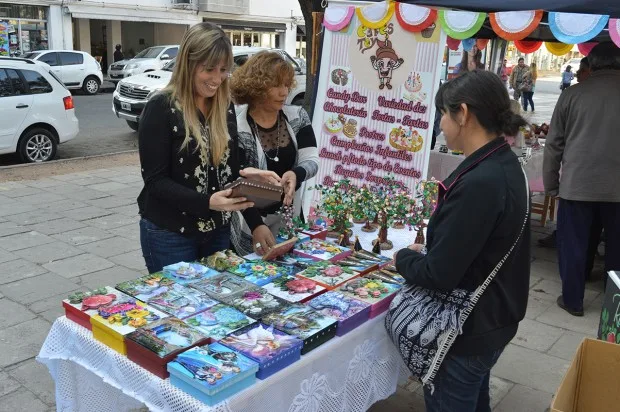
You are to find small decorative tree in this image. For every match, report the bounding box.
[371,177,414,250]
[277,204,296,240]
[407,179,440,244]
[313,179,356,243]
[350,185,367,224]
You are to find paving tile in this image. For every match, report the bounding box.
[110,249,146,271]
[37,198,89,212]
[0,258,48,285]
[78,236,140,259]
[525,295,554,320]
[106,186,142,200]
[86,195,135,209]
[70,176,111,186]
[0,299,38,329]
[368,387,426,412]
[62,188,110,201]
[530,258,561,282]
[51,172,94,182]
[0,318,51,368]
[8,359,56,406]
[52,226,115,246]
[79,266,142,290]
[28,218,87,236]
[0,222,30,237]
[490,375,514,409]
[494,384,554,412]
[0,248,16,264]
[529,279,599,306]
[547,330,591,361]
[512,318,564,352]
[87,169,127,178]
[536,303,601,335]
[0,273,80,305]
[28,288,85,314]
[492,344,570,394]
[0,181,28,191]
[5,210,63,226]
[43,253,115,279]
[14,242,84,265]
[0,388,48,412]
[107,174,143,184]
[59,206,114,221]
[11,192,65,206]
[0,231,55,252]
[1,187,41,198]
[0,371,21,397]
[531,246,559,263]
[0,203,37,217]
[88,182,131,192]
[85,213,137,230]
[108,204,139,217]
[23,179,66,189]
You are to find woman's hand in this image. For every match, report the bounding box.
[408,243,425,253]
[281,171,297,205]
[240,168,281,185]
[209,189,254,212]
[252,225,276,255]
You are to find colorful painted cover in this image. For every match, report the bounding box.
[200,250,246,272]
[307,291,371,322]
[296,261,360,289]
[185,304,256,341]
[116,273,176,301]
[190,273,255,301]
[262,304,338,340]
[293,239,352,261]
[339,277,401,305]
[223,288,288,319]
[126,317,208,358]
[63,286,124,313]
[349,250,393,266]
[162,262,219,285]
[227,259,292,287]
[270,253,318,275]
[219,323,302,365]
[169,343,258,389]
[276,232,310,244]
[261,276,326,303]
[91,298,168,335]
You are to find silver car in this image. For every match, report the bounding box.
[108,45,178,82]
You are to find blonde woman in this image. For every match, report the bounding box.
[137,22,277,273]
[521,62,537,112]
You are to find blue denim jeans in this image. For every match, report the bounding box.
[423,347,505,412]
[140,218,231,274]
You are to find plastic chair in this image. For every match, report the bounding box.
[530,177,556,227]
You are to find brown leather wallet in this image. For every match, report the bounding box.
[224,178,284,209]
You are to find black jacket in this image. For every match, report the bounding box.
[396,138,531,356]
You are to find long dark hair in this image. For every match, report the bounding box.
[459,48,484,73]
[435,70,527,137]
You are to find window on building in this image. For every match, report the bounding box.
[38,52,58,66]
[0,69,12,97]
[59,52,84,66]
[21,69,52,94]
[5,69,26,95]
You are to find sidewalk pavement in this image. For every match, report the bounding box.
[0,165,605,411]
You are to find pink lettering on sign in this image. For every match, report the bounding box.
[324,102,368,118]
[371,110,396,124]
[402,115,429,129]
[342,153,368,166]
[394,163,422,179]
[351,92,368,103]
[327,88,352,103]
[319,148,343,161]
[375,145,413,161]
[359,127,385,141]
[335,165,365,180]
[365,171,405,187]
[330,135,374,153]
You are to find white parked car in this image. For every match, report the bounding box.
[22,50,103,95]
[108,45,179,82]
[0,57,79,162]
[112,47,306,131]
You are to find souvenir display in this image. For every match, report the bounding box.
[185,304,256,341]
[300,227,329,240]
[307,291,371,336]
[371,267,406,284]
[190,273,255,302]
[351,250,393,267]
[63,286,126,330]
[219,323,303,379]
[125,318,209,378]
[270,253,317,275]
[168,343,259,406]
[90,299,168,355]
[276,232,310,244]
[162,262,219,285]
[261,275,327,304]
[201,250,246,272]
[296,261,360,290]
[334,255,379,275]
[262,237,299,261]
[262,304,338,354]
[312,180,356,241]
[116,273,176,302]
[293,239,353,262]
[228,259,291,287]
[223,288,288,320]
[339,276,402,318]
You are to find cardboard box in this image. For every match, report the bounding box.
[551,338,620,412]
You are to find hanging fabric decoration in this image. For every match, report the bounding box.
[446,36,461,51]
[461,38,476,52]
[548,12,609,44]
[394,3,437,32]
[610,19,620,49]
[489,10,543,41]
[476,39,490,50]
[438,10,486,40]
[323,5,355,32]
[577,42,598,56]
[545,42,574,56]
[356,1,395,29]
[514,40,543,54]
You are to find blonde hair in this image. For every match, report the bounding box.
[164,22,233,165]
[231,51,296,106]
[529,62,538,82]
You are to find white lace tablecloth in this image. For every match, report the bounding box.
[38,313,408,412]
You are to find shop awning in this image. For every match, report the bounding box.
[206,18,287,33]
[67,4,201,25]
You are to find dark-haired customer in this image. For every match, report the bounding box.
[394,70,531,411]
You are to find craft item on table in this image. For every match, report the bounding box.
[201,250,246,272]
[296,261,360,290]
[307,291,371,336]
[190,273,255,302]
[261,275,326,304]
[324,113,344,134]
[302,210,329,240]
[372,177,416,250]
[63,286,124,330]
[352,236,363,251]
[312,180,355,240]
[185,304,256,341]
[276,232,310,244]
[335,255,380,275]
[293,239,353,262]
[352,250,392,267]
[300,227,329,240]
[125,318,209,378]
[219,323,302,379]
[162,262,219,285]
[90,298,168,355]
[270,253,317,275]
[227,259,291,286]
[224,178,283,209]
[369,268,406,285]
[262,304,338,354]
[339,276,402,318]
[168,343,259,406]
[116,273,176,301]
[261,237,298,261]
[223,288,288,320]
[372,238,382,254]
[389,126,423,153]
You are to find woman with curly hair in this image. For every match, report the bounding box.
[230,51,319,256]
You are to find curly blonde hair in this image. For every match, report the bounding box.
[231,51,296,106]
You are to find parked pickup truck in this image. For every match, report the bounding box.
[112,47,306,131]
